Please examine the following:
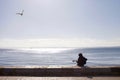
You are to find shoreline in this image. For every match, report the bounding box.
[0,65,120,68]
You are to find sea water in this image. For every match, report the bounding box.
[0,47,120,66]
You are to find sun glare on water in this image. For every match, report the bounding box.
[16,48,74,54]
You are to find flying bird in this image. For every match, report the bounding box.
[16,10,24,16]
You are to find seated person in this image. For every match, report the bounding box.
[77,53,87,67]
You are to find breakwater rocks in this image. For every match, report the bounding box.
[0,66,120,76]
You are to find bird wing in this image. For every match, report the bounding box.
[16,10,24,16]
[16,13,21,15]
[22,10,24,13]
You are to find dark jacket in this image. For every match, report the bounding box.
[77,55,87,66]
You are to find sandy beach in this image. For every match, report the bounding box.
[0,66,120,80]
[0,66,120,76]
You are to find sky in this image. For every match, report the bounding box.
[0,0,120,48]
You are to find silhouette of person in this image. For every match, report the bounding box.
[77,53,87,67]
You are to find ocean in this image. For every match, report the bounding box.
[0,47,120,66]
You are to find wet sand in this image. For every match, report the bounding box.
[0,76,120,80]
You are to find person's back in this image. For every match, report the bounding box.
[77,53,87,67]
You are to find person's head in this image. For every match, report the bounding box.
[79,53,83,56]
